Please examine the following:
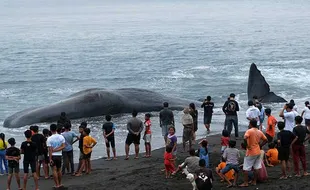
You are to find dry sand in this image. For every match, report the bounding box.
[1,133,310,190]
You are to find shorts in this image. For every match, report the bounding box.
[8,165,20,174]
[221,164,240,174]
[305,119,310,126]
[125,133,141,145]
[243,155,262,171]
[79,150,85,161]
[183,127,193,143]
[50,156,62,169]
[162,125,173,137]
[83,152,92,160]
[106,137,115,148]
[44,153,49,164]
[23,161,36,173]
[143,134,152,143]
[165,163,175,173]
[278,147,290,161]
[265,133,274,143]
[36,154,45,162]
[204,115,212,124]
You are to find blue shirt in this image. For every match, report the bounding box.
[61,131,78,152]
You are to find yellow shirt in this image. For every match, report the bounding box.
[0,140,8,150]
[83,136,97,155]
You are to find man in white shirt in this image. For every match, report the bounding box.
[279,104,297,132]
[246,100,261,127]
[301,101,310,129]
[47,124,66,188]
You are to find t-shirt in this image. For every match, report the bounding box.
[201,102,214,117]
[277,130,295,148]
[20,141,37,162]
[244,128,267,156]
[83,135,97,155]
[221,137,230,146]
[266,115,277,137]
[246,106,261,125]
[183,156,200,173]
[46,134,65,156]
[61,131,79,152]
[102,122,116,138]
[195,168,213,190]
[217,162,234,180]
[164,152,173,165]
[284,111,297,132]
[144,120,151,134]
[167,134,177,152]
[31,133,45,155]
[266,148,279,164]
[6,147,20,167]
[79,134,85,150]
[223,148,240,165]
[303,106,310,119]
[159,108,174,126]
[0,140,8,150]
[222,99,239,116]
[182,114,193,126]
[293,125,310,145]
[127,117,143,134]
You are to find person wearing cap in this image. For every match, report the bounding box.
[182,108,194,151]
[222,93,240,138]
[301,101,310,129]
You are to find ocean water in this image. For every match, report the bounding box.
[0,0,310,162]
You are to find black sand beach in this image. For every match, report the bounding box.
[1,133,310,190]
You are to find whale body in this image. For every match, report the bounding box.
[4,88,196,128]
[248,63,286,103]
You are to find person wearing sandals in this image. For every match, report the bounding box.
[291,116,310,177]
[125,110,144,160]
[239,120,267,187]
[102,115,117,160]
[6,138,21,190]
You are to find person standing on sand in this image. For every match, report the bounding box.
[201,96,214,134]
[160,102,175,144]
[265,108,277,143]
[5,138,21,190]
[301,101,310,130]
[182,108,194,152]
[143,113,152,158]
[239,120,267,187]
[0,133,8,175]
[47,124,66,189]
[102,115,117,160]
[222,93,240,138]
[125,110,144,160]
[245,100,260,127]
[279,104,297,132]
[291,116,310,177]
[189,103,198,143]
[253,96,265,130]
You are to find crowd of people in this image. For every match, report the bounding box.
[1,96,310,190]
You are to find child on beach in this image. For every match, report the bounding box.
[215,157,234,183]
[195,159,214,190]
[5,138,21,190]
[143,113,152,158]
[221,129,230,154]
[164,145,175,178]
[198,139,209,168]
[21,130,39,190]
[265,143,279,166]
[102,115,117,160]
[265,108,277,143]
[221,140,240,187]
[78,128,97,175]
[167,127,177,158]
[277,121,295,179]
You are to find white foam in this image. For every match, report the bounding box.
[169,70,195,79]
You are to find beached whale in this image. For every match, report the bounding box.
[248,63,286,103]
[3,88,196,128]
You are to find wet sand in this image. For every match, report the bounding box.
[1,133,310,190]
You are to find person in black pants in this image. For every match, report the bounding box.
[222,93,240,138]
